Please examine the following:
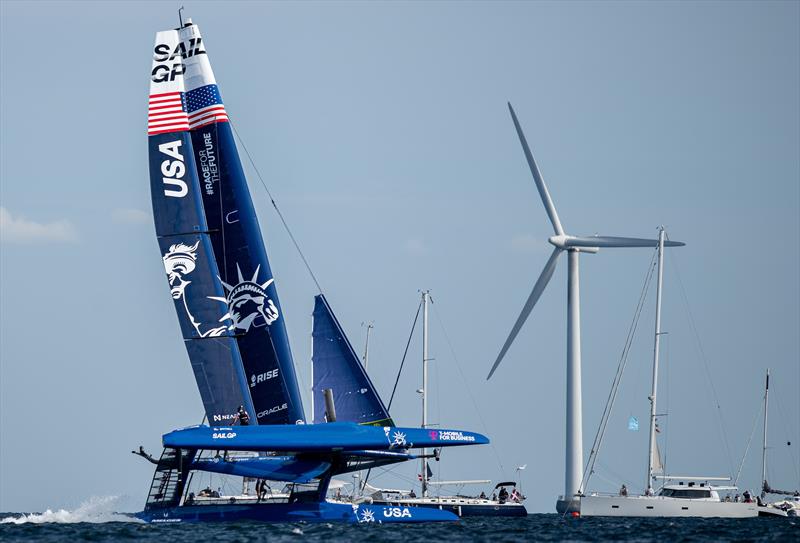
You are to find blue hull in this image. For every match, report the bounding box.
[135,502,458,524]
[424,503,527,517]
[374,499,527,518]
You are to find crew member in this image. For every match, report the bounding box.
[237,405,250,426]
[498,486,509,503]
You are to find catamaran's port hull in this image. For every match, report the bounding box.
[372,499,527,517]
[576,496,758,518]
[135,502,459,524]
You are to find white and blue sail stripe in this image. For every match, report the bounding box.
[186,84,229,129]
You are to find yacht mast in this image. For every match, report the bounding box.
[761,368,770,492]
[310,313,315,423]
[421,290,430,497]
[362,322,373,371]
[646,227,666,493]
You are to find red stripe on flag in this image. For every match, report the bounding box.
[190,118,229,130]
[149,103,185,112]
[188,105,227,120]
[189,113,228,127]
[148,113,189,123]
[149,91,182,99]
[149,120,190,130]
[148,125,189,136]
[149,109,182,117]
[149,97,183,106]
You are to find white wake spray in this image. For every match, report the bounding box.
[1,495,141,524]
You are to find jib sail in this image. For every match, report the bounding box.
[176,21,305,425]
[311,295,393,426]
[148,28,255,425]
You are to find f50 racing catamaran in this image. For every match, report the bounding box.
[137,16,488,524]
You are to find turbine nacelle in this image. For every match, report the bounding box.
[547,235,599,253]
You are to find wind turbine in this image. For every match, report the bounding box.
[487,103,684,513]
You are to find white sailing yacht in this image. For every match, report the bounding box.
[579,228,757,518]
[755,369,799,518]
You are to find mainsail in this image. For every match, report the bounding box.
[148,21,305,425]
[148,29,254,425]
[311,295,393,426]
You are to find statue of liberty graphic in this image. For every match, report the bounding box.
[162,241,228,338]
[209,264,280,332]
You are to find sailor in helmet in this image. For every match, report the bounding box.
[236,405,250,426]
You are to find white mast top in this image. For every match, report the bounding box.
[362,322,373,371]
[421,290,431,497]
[646,227,666,492]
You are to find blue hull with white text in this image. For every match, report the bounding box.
[135,502,458,524]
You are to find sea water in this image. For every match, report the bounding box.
[1,497,796,542]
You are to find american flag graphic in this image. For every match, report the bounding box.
[186,84,229,129]
[147,92,189,136]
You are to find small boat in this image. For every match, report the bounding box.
[310,293,527,517]
[136,13,489,524]
[754,370,799,518]
[366,481,528,518]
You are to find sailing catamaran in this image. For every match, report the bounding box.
[310,292,527,516]
[135,16,488,524]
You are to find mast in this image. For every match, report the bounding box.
[646,227,666,493]
[421,290,430,497]
[362,322,373,371]
[761,368,770,492]
[310,312,315,424]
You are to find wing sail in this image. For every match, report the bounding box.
[148,29,254,424]
[312,295,393,426]
[174,21,305,425]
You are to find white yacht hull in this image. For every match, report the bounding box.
[579,495,758,518]
[757,505,789,518]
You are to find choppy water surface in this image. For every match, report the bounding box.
[1,499,796,542]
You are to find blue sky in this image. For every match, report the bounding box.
[1,1,798,514]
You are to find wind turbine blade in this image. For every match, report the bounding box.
[487,247,562,380]
[564,236,685,248]
[508,103,565,236]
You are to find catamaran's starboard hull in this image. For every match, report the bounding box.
[577,495,758,518]
[135,502,458,524]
